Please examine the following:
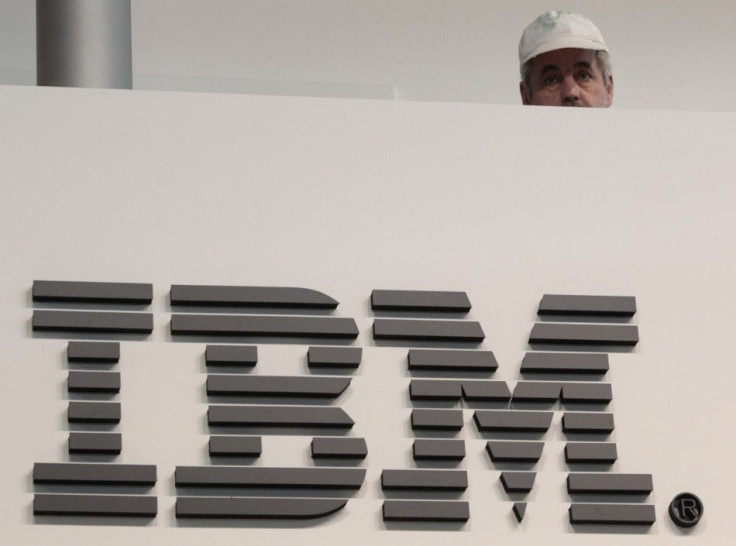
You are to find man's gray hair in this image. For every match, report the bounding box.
[520,50,612,97]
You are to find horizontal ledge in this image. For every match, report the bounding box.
[68,433,122,455]
[411,409,464,430]
[565,443,618,463]
[382,500,469,522]
[521,352,609,374]
[371,289,471,313]
[68,401,121,423]
[569,503,655,525]
[413,439,465,461]
[485,441,544,462]
[511,382,612,404]
[562,413,615,433]
[68,371,121,393]
[32,280,153,305]
[408,349,497,371]
[562,383,613,403]
[381,469,467,491]
[311,437,367,459]
[529,323,638,346]
[172,314,358,339]
[67,341,120,363]
[170,285,338,309]
[407,380,512,404]
[500,472,536,493]
[34,494,156,517]
[473,410,553,432]
[33,463,156,485]
[374,319,484,342]
[461,381,511,401]
[511,381,561,402]
[538,295,636,317]
[567,473,653,494]
[207,375,350,398]
[175,466,365,489]
[209,436,262,457]
[208,405,354,428]
[176,496,347,519]
[409,379,462,401]
[33,310,153,334]
[308,346,362,368]
[205,345,257,366]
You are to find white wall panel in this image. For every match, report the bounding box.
[0,85,733,543]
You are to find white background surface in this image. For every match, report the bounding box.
[1,1,736,109]
[0,85,734,543]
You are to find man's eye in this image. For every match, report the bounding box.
[543,75,562,85]
[577,72,593,81]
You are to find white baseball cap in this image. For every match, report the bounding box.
[519,11,608,65]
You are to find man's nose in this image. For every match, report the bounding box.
[561,76,581,101]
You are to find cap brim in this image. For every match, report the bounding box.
[520,37,607,65]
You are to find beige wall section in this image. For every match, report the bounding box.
[1,1,735,109]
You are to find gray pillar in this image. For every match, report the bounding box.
[37,0,132,89]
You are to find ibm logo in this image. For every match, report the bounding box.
[30,281,657,527]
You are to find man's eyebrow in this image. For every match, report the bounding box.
[540,65,561,75]
[574,61,593,70]
[541,61,594,75]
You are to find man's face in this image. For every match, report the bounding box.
[520,48,613,107]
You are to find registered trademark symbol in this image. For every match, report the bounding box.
[669,492,704,528]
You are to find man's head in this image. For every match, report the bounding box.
[519,11,613,107]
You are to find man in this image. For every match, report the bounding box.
[519,11,613,107]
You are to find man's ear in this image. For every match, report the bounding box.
[520,82,531,105]
[606,75,614,107]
